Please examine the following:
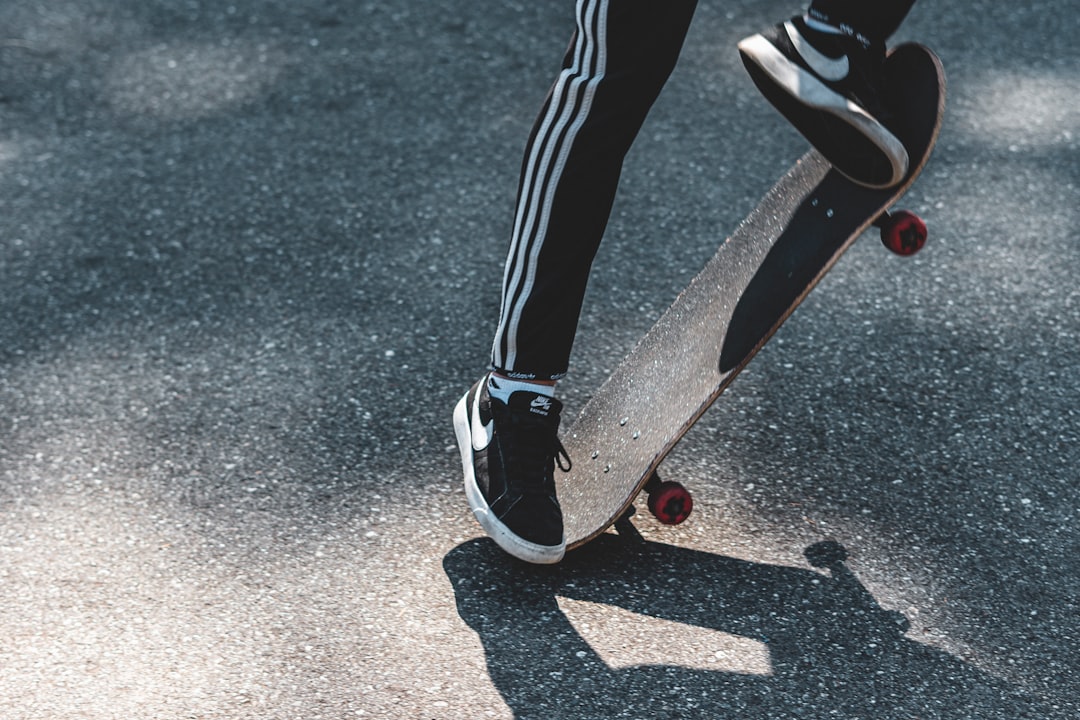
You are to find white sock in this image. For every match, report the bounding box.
[488,374,555,403]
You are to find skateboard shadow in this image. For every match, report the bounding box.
[443,536,1052,719]
[718,191,849,374]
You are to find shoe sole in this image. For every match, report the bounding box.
[453,391,566,565]
[738,34,909,189]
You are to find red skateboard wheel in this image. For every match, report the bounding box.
[647,481,693,525]
[879,209,927,256]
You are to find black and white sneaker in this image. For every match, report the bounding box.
[738,16,909,189]
[453,374,570,564]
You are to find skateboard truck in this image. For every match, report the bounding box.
[875,209,927,256]
[612,474,692,540]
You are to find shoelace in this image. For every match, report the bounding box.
[553,437,572,473]
[499,404,573,494]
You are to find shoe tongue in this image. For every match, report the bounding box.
[508,391,562,418]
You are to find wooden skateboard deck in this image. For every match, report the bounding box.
[557,44,946,551]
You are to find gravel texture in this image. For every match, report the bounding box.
[1,1,1077,718]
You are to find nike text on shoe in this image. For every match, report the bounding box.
[738,17,909,189]
[453,375,570,564]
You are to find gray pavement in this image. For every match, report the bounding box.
[1,1,1077,718]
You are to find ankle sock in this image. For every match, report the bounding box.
[488,374,556,403]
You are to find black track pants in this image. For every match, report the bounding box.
[490,0,916,381]
[490,0,698,381]
[808,0,916,41]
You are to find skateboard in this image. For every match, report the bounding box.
[557,44,946,551]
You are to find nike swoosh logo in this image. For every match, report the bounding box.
[470,394,493,452]
[530,396,552,412]
[785,21,849,82]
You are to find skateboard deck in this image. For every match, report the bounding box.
[557,44,946,551]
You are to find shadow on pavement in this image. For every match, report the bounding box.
[444,535,1052,719]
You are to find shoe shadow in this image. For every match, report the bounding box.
[444,536,1052,719]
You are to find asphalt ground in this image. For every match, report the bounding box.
[1,1,1077,718]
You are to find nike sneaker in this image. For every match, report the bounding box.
[452,374,570,564]
[738,16,909,189]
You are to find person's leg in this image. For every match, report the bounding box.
[455,0,698,565]
[492,0,698,382]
